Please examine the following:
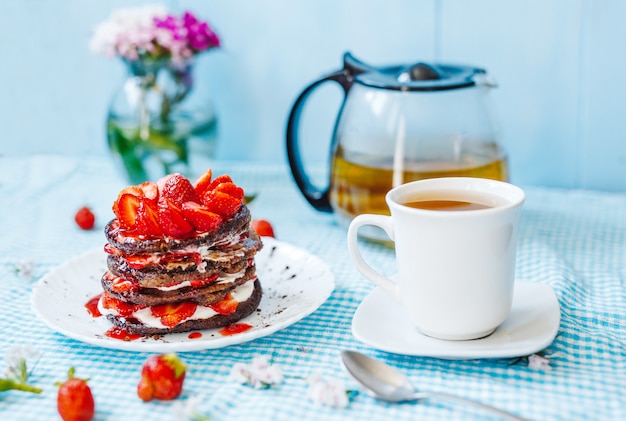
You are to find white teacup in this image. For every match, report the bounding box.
[347,177,525,340]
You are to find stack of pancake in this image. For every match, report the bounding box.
[97,171,263,335]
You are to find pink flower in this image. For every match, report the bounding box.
[90,5,220,64]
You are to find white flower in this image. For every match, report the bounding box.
[528,353,551,370]
[172,395,212,421]
[4,345,42,382]
[230,355,283,389]
[13,260,36,280]
[307,372,349,408]
[89,4,168,58]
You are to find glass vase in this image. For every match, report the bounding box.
[106,58,217,184]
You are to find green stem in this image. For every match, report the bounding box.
[0,378,42,394]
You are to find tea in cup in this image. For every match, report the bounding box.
[347,177,525,340]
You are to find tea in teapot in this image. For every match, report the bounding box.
[286,53,507,238]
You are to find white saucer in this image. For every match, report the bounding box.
[352,281,560,359]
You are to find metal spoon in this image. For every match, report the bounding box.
[341,350,529,421]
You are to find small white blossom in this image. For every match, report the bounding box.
[307,372,349,408]
[4,345,42,382]
[13,260,36,280]
[89,4,168,58]
[230,355,283,389]
[172,394,212,421]
[528,353,551,370]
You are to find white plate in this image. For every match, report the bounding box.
[31,237,335,352]
[352,281,560,359]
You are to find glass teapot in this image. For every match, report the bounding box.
[286,52,507,235]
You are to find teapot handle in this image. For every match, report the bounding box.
[286,67,354,212]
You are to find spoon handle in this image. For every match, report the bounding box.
[419,392,530,421]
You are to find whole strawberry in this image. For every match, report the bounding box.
[251,219,275,238]
[56,368,95,421]
[137,353,186,401]
[74,206,95,230]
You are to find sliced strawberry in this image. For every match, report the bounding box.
[139,181,159,201]
[134,197,163,237]
[214,182,245,200]
[110,277,137,293]
[189,274,218,288]
[116,193,141,229]
[126,255,156,270]
[202,191,242,219]
[158,173,201,207]
[193,168,213,196]
[150,302,198,328]
[158,252,202,267]
[210,293,238,315]
[181,201,223,232]
[206,174,232,191]
[101,293,145,317]
[112,185,144,216]
[158,199,195,238]
[103,243,121,256]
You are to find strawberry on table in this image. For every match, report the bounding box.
[137,353,186,401]
[56,368,95,421]
[251,219,275,238]
[74,207,95,230]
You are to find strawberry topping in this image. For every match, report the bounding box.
[181,201,223,232]
[110,169,245,239]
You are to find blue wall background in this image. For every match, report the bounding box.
[1,0,625,191]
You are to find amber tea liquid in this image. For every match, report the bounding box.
[329,149,508,224]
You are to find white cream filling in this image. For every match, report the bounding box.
[123,235,248,273]
[98,279,256,329]
[153,268,247,292]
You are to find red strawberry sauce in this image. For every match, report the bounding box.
[188,331,203,339]
[219,323,252,336]
[84,294,103,317]
[105,327,142,341]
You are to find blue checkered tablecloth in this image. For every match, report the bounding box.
[0,155,624,420]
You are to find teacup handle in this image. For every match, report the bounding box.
[347,214,401,301]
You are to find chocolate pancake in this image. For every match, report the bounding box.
[101,266,258,306]
[106,230,263,288]
[105,279,262,335]
[105,205,251,254]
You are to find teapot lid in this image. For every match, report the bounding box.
[345,54,491,91]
